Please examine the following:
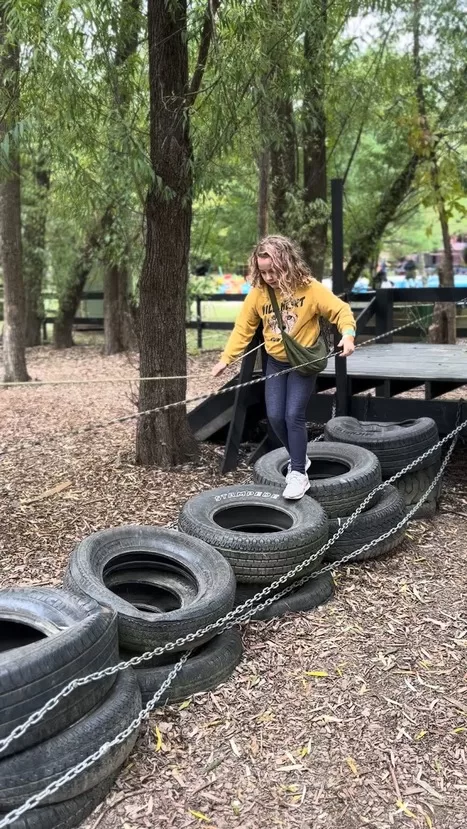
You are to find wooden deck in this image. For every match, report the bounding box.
[324,343,467,383]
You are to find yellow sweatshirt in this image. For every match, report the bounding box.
[221,280,356,365]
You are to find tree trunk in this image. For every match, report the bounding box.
[412,0,455,344]
[102,0,141,354]
[136,0,198,467]
[302,1,328,280]
[104,262,131,354]
[23,161,50,347]
[428,195,456,343]
[0,23,29,383]
[344,154,419,285]
[257,149,269,239]
[270,97,297,233]
[53,234,100,348]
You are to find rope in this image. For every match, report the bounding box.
[0,343,265,388]
[2,300,466,458]
[1,296,465,389]
[0,412,464,827]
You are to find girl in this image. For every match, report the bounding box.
[212,236,356,500]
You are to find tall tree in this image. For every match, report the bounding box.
[301,0,328,280]
[257,147,269,238]
[0,6,28,382]
[53,0,142,350]
[103,0,141,355]
[23,156,50,346]
[136,0,220,466]
[268,0,297,234]
[344,154,419,285]
[412,0,455,343]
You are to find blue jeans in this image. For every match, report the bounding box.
[265,355,316,474]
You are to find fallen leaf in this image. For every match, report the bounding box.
[304,670,328,678]
[256,710,275,723]
[153,724,163,751]
[20,480,72,505]
[179,700,191,710]
[396,800,416,818]
[230,738,241,757]
[298,739,312,758]
[346,757,359,776]
[189,809,211,822]
[250,736,259,756]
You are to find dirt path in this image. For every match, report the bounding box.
[0,346,466,829]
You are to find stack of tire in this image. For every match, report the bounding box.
[252,442,407,564]
[63,525,243,706]
[324,417,442,519]
[0,587,139,829]
[178,484,335,618]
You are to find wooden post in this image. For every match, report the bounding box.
[374,290,394,398]
[331,178,348,416]
[196,296,203,350]
[221,329,262,473]
[375,289,394,343]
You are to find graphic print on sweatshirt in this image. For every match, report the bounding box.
[263,295,305,336]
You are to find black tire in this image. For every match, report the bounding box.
[325,485,406,563]
[0,777,115,829]
[0,668,141,809]
[0,589,118,759]
[178,485,328,583]
[134,629,243,704]
[324,416,440,475]
[64,525,236,653]
[253,443,381,519]
[391,461,443,518]
[235,571,334,621]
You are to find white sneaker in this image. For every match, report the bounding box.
[283,471,311,500]
[286,456,311,481]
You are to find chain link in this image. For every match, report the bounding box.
[0,413,464,826]
[1,408,465,762]
[0,426,462,828]
[3,299,466,459]
[0,654,188,829]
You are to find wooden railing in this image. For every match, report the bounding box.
[1,288,467,346]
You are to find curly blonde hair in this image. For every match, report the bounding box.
[248,235,313,299]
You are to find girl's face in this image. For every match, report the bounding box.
[257,256,280,288]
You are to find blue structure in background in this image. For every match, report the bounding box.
[352,270,467,293]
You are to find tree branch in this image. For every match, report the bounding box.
[188,0,221,105]
[342,118,364,185]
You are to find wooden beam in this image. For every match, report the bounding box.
[348,377,378,395]
[375,289,394,343]
[221,330,263,473]
[355,296,376,335]
[425,380,467,400]
[388,379,424,396]
[306,393,467,434]
[349,288,467,303]
[331,178,349,415]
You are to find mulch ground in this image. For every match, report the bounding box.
[0,344,466,829]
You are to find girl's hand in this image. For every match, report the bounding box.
[338,335,355,357]
[212,360,228,377]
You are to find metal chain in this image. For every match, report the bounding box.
[309,395,336,444]
[361,393,368,422]
[0,421,462,828]
[1,409,465,761]
[0,654,188,829]
[2,298,466,458]
[1,296,463,391]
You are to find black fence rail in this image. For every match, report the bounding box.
[2,288,467,347]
